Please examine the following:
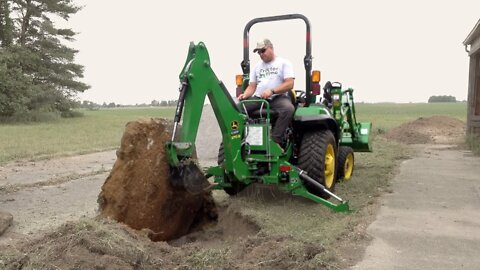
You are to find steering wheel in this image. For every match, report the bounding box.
[294,90,307,101]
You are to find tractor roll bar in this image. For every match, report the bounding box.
[241,14,313,106]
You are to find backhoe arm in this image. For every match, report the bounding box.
[166,42,250,185]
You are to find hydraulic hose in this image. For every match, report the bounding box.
[171,78,188,141]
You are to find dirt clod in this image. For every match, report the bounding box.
[384,116,465,145]
[97,118,217,241]
[0,210,13,236]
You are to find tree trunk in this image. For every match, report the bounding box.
[19,0,32,46]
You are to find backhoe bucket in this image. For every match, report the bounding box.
[170,160,211,194]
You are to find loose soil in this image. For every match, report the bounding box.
[0,109,469,269]
[384,115,465,145]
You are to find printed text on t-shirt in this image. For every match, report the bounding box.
[258,67,279,80]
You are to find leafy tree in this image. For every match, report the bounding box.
[0,0,88,119]
[0,0,14,47]
[0,51,33,116]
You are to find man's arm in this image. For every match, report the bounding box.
[238,82,256,100]
[260,78,294,99]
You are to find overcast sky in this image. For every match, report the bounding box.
[68,0,480,104]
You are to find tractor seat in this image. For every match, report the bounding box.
[250,107,279,119]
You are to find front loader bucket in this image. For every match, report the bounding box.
[354,122,372,152]
[341,122,372,152]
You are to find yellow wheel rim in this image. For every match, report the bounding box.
[343,153,354,181]
[324,144,335,188]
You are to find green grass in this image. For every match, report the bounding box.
[227,137,410,242]
[0,107,175,164]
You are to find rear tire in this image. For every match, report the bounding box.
[298,130,337,199]
[218,143,246,196]
[337,146,354,181]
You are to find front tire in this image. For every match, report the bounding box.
[337,146,354,181]
[298,129,337,199]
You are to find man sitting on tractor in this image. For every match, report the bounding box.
[237,38,295,150]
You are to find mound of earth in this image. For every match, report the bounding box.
[0,207,324,270]
[98,118,217,242]
[384,116,465,145]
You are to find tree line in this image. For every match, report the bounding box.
[428,95,457,103]
[0,0,88,120]
[79,100,178,109]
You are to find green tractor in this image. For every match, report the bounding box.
[165,14,372,212]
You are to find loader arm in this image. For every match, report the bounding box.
[166,42,249,181]
[329,84,372,152]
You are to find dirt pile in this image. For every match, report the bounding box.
[0,208,321,270]
[98,118,217,241]
[1,218,163,270]
[384,116,465,145]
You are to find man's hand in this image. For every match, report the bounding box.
[260,89,274,99]
[239,83,256,101]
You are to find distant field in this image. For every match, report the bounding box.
[0,107,175,164]
[0,103,467,164]
[355,102,467,132]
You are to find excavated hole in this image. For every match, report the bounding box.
[168,206,260,247]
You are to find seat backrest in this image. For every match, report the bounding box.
[287,89,297,105]
[287,88,297,106]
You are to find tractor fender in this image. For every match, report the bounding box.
[293,107,340,143]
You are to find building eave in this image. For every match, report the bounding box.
[464,18,480,45]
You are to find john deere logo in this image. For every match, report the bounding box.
[231,121,238,130]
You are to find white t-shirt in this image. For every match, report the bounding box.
[250,57,295,98]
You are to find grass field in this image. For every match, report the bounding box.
[0,107,175,164]
[355,102,467,132]
[0,102,467,164]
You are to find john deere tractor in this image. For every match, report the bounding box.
[165,14,372,212]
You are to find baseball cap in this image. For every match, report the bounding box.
[253,38,273,53]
